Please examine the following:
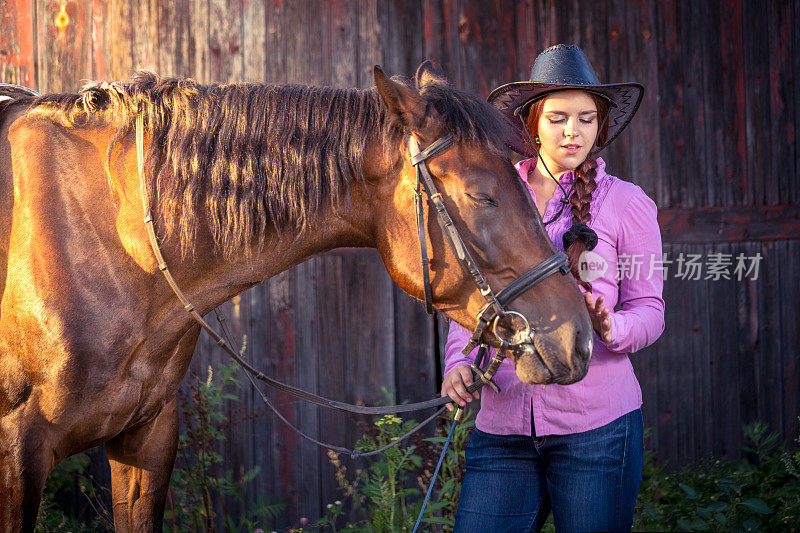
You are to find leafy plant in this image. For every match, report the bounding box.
[634,421,800,532]
[34,451,114,532]
[308,405,476,532]
[164,337,285,532]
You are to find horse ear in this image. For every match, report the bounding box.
[374,65,427,130]
[415,60,442,89]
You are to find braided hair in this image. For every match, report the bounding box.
[525,92,610,291]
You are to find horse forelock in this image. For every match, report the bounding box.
[415,75,514,158]
[25,70,513,259]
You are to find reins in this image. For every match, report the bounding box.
[135,111,570,526]
[136,114,461,459]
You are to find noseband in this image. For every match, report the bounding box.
[408,133,569,365]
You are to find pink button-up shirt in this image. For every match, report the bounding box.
[444,157,665,436]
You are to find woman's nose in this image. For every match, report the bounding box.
[565,118,577,138]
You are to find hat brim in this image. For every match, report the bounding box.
[488,81,644,158]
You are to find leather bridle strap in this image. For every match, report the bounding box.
[408,134,569,360]
[135,114,471,416]
[408,135,505,320]
[496,252,570,307]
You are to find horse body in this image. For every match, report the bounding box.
[0,64,593,531]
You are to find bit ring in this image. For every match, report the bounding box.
[492,311,531,346]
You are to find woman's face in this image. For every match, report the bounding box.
[534,90,599,174]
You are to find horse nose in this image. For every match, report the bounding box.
[575,329,593,365]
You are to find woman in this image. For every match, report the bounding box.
[442,44,665,532]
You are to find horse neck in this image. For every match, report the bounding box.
[156,186,380,319]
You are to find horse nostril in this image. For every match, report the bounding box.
[575,330,593,361]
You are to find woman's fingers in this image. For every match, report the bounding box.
[441,366,480,411]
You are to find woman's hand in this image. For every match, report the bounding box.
[441,366,480,412]
[584,292,613,343]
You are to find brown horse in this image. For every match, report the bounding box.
[0,63,593,531]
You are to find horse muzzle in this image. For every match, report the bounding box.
[503,329,593,385]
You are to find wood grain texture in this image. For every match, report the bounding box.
[0,0,36,86]
[0,1,798,528]
[658,204,800,243]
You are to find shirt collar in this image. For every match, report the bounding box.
[514,156,607,185]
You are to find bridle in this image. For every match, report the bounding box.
[134,114,567,446]
[135,115,572,531]
[408,133,569,387]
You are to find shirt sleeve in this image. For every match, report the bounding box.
[602,188,666,354]
[443,320,480,376]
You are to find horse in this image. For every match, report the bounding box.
[0,62,593,531]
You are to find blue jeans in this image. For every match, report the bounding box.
[453,409,644,533]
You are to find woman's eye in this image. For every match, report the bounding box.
[467,193,498,207]
[580,118,595,124]
[548,118,565,124]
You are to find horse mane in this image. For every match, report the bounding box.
[25,70,512,258]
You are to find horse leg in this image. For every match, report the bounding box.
[0,411,53,532]
[105,398,179,533]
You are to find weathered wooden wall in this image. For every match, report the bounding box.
[2,0,799,529]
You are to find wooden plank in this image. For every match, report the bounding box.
[208,0,244,83]
[706,241,743,460]
[393,286,436,417]
[578,0,607,77]
[0,0,37,87]
[767,0,795,205]
[751,241,784,433]
[36,0,93,93]
[653,242,682,468]
[617,0,662,204]
[656,2,716,207]
[357,0,383,88]
[631,237,663,459]
[313,253,350,519]
[420,0,452,80]
[606,0,631,176]
[734,242,759,428]
[514,0,537,80]
[554,0,581,45]
[263,0,287,83]
[218,293,255,523]
[267,270,301,529]
[345,250,396,406]
[449,0,518,98]
[379,0,423,78]
[653,0,684,209]
[241,0,266,82]
[190,0,210,82]
[717,0,749,206]
[657,203,800,243]
[329,0,357,87]
[293,259,322,521]
[154,0,194,78]
[130,0,158,71]
[742,0,771,206]
[245,280,281,528]
[794,0,800,204]
[690,254,712,462]
[779,241,799,442]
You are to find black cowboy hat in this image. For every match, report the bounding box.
[488,44,644,157]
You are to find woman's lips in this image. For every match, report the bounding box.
[562,144,581,155]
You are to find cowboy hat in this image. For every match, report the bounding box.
[488,44,644,157]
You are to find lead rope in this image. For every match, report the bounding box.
[212,308,446,458]
[135,114,520,523]
[135,114,494,459]
[413,407,462,533]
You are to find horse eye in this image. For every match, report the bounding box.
[467,193,498,207]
